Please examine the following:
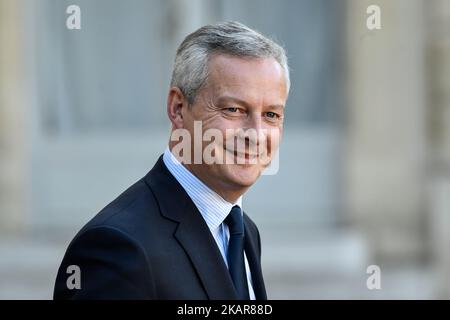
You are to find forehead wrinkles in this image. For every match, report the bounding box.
[206,55,257,92]
[199,57,286,111]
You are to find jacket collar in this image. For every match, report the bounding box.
[144,155,266,300]
[145,156,236,299]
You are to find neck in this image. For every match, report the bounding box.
[168,142,247,204]
[185,163,247,204]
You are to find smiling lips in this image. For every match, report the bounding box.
[224,147,262,161]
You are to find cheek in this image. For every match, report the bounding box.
[271,129,282,145]
[263,127,281,149]
[205,117,241,142]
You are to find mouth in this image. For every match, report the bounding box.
[224,147,261,161]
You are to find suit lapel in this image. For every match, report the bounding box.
[244,215,267,300]
[145,156,238,300]
[174,199,238,300]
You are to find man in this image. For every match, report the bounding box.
[54,21,290,300]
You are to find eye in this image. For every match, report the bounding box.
[265,111,280,119]
[223,106,245,116]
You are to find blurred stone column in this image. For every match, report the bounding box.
[345,0,427,260]
[160,0,222,86]
[426,0,450,298]
[0,0,27,233]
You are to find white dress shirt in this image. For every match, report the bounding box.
[162,148,256,300]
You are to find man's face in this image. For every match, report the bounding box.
[180,54,288,196]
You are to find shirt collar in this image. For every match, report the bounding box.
[162,148,243,232]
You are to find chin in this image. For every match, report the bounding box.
[224,164,262,188]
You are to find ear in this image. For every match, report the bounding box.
[167,87,188,129]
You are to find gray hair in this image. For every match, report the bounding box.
[170,21,290,104]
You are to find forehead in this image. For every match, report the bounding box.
[205,54,288,103]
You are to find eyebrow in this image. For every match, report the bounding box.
[216,95,285,110]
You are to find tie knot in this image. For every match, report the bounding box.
[224,205,244,235]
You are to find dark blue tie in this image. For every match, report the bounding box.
[224,205,250,300]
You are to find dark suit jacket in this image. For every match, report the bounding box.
[54,156,267,300]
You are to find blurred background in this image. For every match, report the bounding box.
[1,0,449,299]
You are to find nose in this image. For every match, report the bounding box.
[240,114,266,149]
